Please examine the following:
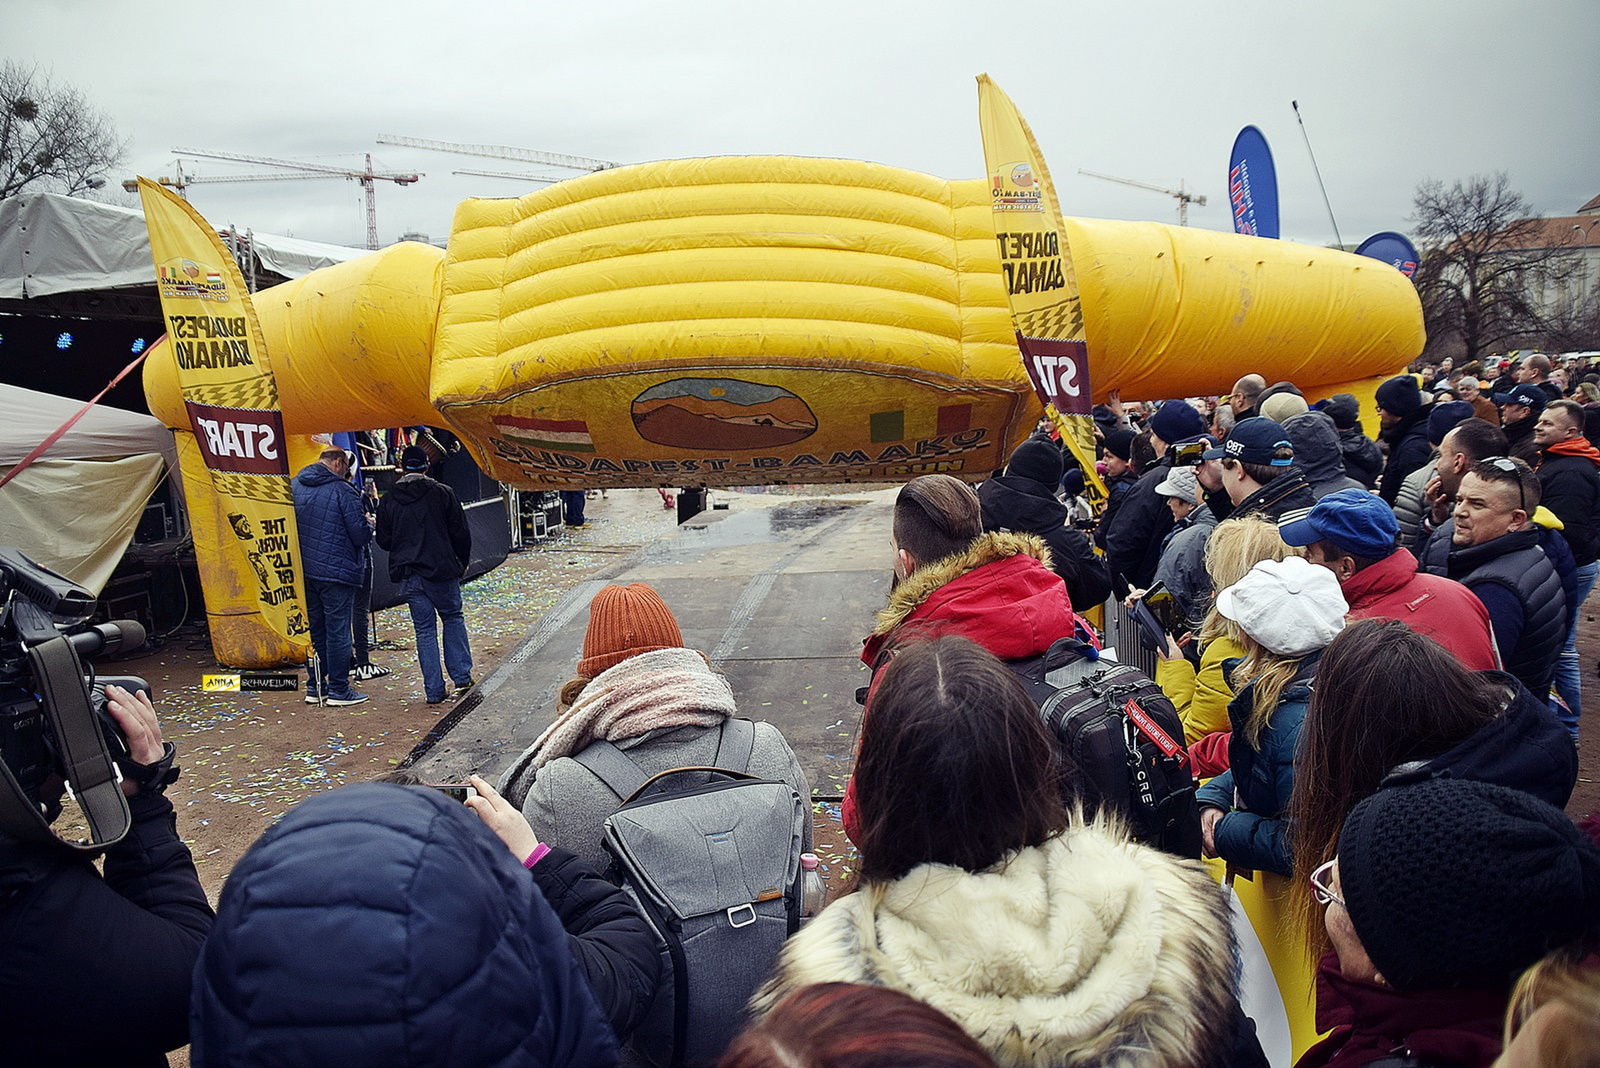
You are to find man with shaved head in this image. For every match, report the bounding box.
[1229,374,1266,422]
[1422,457,1565,701]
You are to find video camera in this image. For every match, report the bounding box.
[0,548,156,851]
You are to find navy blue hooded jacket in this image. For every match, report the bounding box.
[1382,672,1579,809]
[191,784,620,1068]
[292,461,371,586]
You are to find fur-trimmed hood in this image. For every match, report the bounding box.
[861,531,1075,667]
[751,818,1238,1068]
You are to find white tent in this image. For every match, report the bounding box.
[0,385,178,593]
[0,191,369,300]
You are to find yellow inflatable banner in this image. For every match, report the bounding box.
[138,179,310,653]
[430,156,1040,489]
[976,75,1105,500]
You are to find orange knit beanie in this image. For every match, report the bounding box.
[578,583,686,678]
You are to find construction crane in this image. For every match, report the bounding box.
[1078,169,1206,226]
[376,134,616,175]
[171,147,422,249]
[121,159,338,199]
[451,167,571,185]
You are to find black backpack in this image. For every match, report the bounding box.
[1010,637,1202,858]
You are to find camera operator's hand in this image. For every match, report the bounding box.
[104,685,163,796]
[465,774,541,863]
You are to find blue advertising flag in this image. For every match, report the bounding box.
[1228,126,1280,239]
[1354,232,1420,280]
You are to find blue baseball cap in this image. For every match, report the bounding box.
[1200,416,1293,466]
[1278,488,1398,559]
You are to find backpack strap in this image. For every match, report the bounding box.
[571,740,650,802]
[713,717,757,774]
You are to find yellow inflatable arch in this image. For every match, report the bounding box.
[144,155,1423,666]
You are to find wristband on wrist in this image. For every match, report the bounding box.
[523,843,550,869]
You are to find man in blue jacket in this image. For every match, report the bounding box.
[191,783,628,1067]
[292,447,372,706]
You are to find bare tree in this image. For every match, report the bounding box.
[1411,172,1580,362]
[0,62,128,199]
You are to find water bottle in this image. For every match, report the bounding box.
[799,852,827,921]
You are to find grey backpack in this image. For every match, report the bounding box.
[574,718,806,1068]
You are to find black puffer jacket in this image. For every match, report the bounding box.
[979,474,1112,611]
[1378,406,1434,505]
[1536,449,1600,566]
[1438,528,1567,700]
[0,788,214,1067]
[1338,427,1383,490]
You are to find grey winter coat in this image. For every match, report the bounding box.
[1392,459,1435,550]
[500,722,814,874]
[1153,505,1218,627]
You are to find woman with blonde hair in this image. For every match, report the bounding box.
[1194,554,1347,876]
[1156,514,1303,747]
[1498,949,1600,1067]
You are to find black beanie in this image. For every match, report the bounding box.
[1324,394,1361,430]
[1338,779,1600,991]
[1103,428,1137,462]
[1374,375,1424,417]
[1149,400,1208,446]
[1005,437,1064,487]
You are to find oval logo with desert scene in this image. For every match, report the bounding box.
[631,378,817,450]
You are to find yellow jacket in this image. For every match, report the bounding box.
[1156,634,1246,745]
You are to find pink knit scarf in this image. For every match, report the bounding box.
[527,647,736,769]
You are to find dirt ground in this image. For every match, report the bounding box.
[113,488,865,911]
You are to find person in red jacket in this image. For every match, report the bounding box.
[1279,489,1498,670]
[845,474,1079,841]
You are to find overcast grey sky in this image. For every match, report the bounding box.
[14,0,1600,249]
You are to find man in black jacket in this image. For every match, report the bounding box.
[1198,416,1315,523]
[1534,398,1600,733]
[1494,383,1545,466]
[1102,400,1209,594]
[377,445,474,705]
[1323,393,1383,490]
[1375,374,1434,506]
[0,684,214,1066]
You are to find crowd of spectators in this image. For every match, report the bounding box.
[5,353,1600,1067]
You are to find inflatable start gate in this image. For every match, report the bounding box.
[144,155,1423,667]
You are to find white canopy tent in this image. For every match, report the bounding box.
[0,191,369,301]
[0,385,179,593]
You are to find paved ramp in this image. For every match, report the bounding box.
[405,492,895,799]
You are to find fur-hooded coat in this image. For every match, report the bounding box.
[860,531,1078,669]
[751,817,1239,1068]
